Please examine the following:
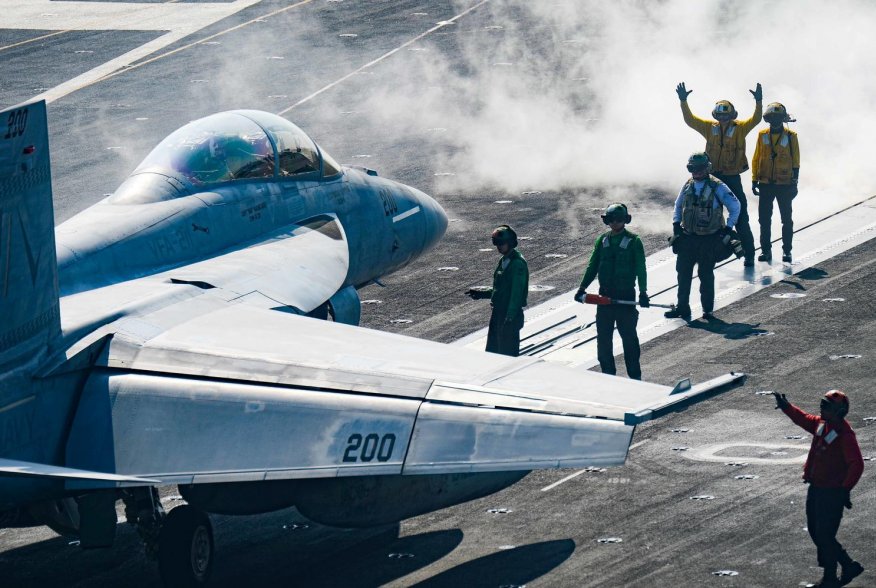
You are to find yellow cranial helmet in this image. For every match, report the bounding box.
[764,102,793,123]
[712,100,737,120]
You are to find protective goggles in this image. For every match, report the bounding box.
[491,235,510,246]
[602,214,626,224]
[820,398,837,411]
[687,164,708,173]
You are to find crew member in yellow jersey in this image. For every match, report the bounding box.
[676,81,762,266]
[752,102,800,264]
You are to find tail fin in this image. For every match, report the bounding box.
[0,100,60,370]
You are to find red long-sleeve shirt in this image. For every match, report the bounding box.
[781,403,864,490]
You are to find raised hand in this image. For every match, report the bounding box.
[750,82,763,102]
[676,82,692,101]
[772,391,789,410]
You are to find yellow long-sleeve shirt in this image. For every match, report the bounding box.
[680,100,762,175]
[752,128,800,185]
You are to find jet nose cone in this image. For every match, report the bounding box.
[417,190,448,253]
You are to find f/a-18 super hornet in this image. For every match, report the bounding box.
[0,100,743,586]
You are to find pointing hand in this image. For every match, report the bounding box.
[676,82,692,102]
[750,82,763,102]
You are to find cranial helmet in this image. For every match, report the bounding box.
[491,225,518,248]
[764,102,793,123]
[602,203,632,225]
[823,389,850,418]
[712,100,737,120]
[687,152,712,174]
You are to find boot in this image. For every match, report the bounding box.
[816,564,841,587]
[782,253,792,263]
[664,306,691,321]
[840,561,864,586]
[758,251,772,262]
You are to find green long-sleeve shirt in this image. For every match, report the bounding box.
[487,249,529,321]
[579,229,647,299]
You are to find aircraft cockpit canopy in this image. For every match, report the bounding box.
[110,111,341,204]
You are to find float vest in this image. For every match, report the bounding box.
[596,230,639,298]
[681,176,726,235]
[755,129,796,184]
[705,123,747,175]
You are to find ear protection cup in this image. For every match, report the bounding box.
[601,203,631,225]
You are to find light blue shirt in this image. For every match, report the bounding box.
[672,178,741,229]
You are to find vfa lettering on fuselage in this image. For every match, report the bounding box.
[147,225,195,259]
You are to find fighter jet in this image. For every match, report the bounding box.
[0,101,743,586]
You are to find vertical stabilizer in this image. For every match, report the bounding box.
[0,100,59,370]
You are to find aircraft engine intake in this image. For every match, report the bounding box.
[327,285,361,325]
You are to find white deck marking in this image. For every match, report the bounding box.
[277,0,491,115]
[457,195,876,366]
[1,0,271,104]
[392,206,421,223]
[540,438,649,492]
[683,442,808,465]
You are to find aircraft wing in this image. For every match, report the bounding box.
[163,214,349,312]
[62,304,743,489]
[58,213,349,346]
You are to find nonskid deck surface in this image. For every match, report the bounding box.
[458,195,876,368]
[1,1,874,586]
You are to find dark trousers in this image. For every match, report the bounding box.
[758,184,796,254]
[486,307,523,357]
[595,304,641,379]
[713,172,755,260]
[806,486,854,577]
[675,234,718,313]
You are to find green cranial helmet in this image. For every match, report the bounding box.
[601,203,631,225]
[491,225,518,248]
[686,151,711,174]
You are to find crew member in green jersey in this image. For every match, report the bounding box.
[466,225,529,357]
[574,204,648,380]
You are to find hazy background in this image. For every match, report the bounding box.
[352,0,876,231]
[41,0,876,235]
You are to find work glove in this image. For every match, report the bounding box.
[719,226,732,238]
[465,288,489,300]
[673,222,683,236]
[843,489,853,510]
[752,181,760,196]
[676,82,692,102]
[638,292,650,308]
[750,82,763,102]
[772,392,790,410]
[574,288,586,303]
